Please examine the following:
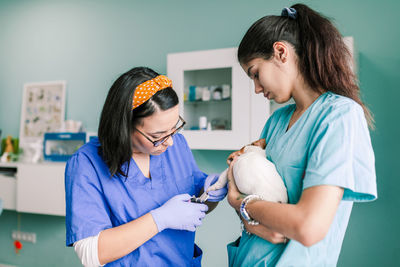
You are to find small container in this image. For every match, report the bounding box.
[196,86,203,101]
[201,87,210,101]
[199,116,207,130]
[189,85,196,101]
[207,122,212,131]
[222,84,231,99]
[212,87,222,100]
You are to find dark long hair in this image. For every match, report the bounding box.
[238,3,373,127]
[98,67,179,177]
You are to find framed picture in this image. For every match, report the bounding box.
[19,81,66,146]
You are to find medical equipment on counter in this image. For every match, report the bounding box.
[43,132,86,161]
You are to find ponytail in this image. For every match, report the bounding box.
[238,3,373,128]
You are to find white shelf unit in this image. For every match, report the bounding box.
[0,163,17,210]
[0,162,66,216]
[168,47,270,150]
[16,162,66,216]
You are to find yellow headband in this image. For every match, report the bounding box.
[132,75,173,110]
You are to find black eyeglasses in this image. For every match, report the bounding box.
[135,116,186,147]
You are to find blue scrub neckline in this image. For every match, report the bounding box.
[128,153,165,186]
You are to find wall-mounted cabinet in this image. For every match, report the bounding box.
[168,47,269,150]
[0,162,65,216]
[16,163,65,216]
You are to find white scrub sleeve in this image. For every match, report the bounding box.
[73,232,104,267]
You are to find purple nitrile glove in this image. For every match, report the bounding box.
[150,194,208,232]
[204,174,228,202]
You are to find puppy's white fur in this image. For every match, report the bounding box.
[207,145,288,203]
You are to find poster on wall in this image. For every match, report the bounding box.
[19,81,66,146]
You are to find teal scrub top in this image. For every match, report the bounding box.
[227,92,377,267]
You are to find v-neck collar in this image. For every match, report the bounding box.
[131,154,151,179]
[283,92,327,134]
[266,92,329,162]
[127,154,164,186]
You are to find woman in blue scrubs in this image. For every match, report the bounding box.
[226,4,377,267]
[65,67,226,266]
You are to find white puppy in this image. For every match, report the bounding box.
[207,145,288,203]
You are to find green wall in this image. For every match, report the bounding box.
[0,0,399,266]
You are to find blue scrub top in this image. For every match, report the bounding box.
[228,92,377,267]
[65,134,207,266]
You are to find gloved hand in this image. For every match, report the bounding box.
[204,174,228,202]
[150,194,208,232]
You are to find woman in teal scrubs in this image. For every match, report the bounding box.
[226,4,377,267]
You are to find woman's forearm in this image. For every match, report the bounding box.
[230,185,343,247]
[98,213,158,265]
[229,195,300,239]
[246,201,303,241]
